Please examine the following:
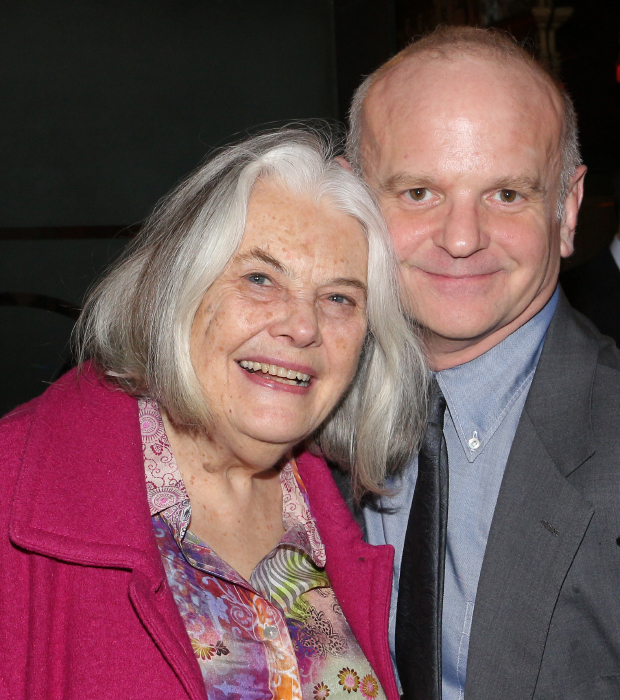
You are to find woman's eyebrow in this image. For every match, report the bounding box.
[239,247,290,274]
[329,277,368,296]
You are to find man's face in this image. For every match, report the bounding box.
[361,55,585,367]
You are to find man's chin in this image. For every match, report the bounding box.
[413,306,506,343]
[417,311,514,359]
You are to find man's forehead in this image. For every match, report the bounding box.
[363,52,562,144]
[359,53,564,182]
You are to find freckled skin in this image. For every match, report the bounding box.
[163,179,369,580]
[189,179,369,452]
[361,54,586,369]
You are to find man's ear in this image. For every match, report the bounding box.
[335,156,353,172]
[560,164,587,258]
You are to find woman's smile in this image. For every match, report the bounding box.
[237,360,312,386]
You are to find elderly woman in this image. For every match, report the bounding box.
[0,131,426,700]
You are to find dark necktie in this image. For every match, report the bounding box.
[395,378,449,700]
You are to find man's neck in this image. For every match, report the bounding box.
[429,288,559,371]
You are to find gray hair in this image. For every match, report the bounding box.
[346,26,581,219]
[75,129,428,496]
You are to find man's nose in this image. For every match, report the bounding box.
[268,298,322,347]
[436,198,489,258]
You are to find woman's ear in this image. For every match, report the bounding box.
[335,156,353,172]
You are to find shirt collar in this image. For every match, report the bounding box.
[140,398,325,567]
[436,286,559,462]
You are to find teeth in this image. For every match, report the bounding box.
[238,360,311,384]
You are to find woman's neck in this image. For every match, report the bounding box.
[161,412,287,581]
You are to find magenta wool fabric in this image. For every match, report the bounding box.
[0,365,398,700]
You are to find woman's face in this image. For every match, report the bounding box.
[190,178,369,463]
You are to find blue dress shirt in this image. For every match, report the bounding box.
[364,287,559,700]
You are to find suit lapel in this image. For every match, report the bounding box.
[466,296,598,700]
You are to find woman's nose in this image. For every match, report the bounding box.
[268,299,322,347]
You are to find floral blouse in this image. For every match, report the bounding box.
[139,399,386,700]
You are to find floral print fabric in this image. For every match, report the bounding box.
[140,399,385,700]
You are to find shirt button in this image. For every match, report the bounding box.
[263,625,279,640]
[468,431,481,451]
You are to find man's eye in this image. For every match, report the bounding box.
[405,188,430,202]
[247,273,272,286]
[496,189,520,203]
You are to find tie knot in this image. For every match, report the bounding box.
[428,378,446,428]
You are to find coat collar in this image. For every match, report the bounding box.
[9,364,163,581]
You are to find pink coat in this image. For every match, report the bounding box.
[0,366,398,700]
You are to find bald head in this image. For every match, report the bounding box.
[347,29,587,369]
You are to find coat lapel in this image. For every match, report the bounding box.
[466,296,598,700]
[8,366,206,699]
[128,572,208,700]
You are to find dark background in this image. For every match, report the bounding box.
[2,0,619,415]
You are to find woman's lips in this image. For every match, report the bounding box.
[238,359,311,384]
[235,358,314,395]
[237,363,313,395]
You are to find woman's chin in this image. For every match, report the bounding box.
[243,428,309,452]
[222,419,311,461]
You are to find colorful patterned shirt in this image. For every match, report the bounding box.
[139,399,385,700]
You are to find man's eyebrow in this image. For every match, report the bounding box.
[492,176,547,195]
[379,173,437,195]
[238,247,290,274]
[379,173,548,197]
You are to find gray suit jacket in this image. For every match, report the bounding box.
[466,294,620,699]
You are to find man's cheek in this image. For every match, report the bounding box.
[389,220,424,261]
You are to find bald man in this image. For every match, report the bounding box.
[347,27,620,700]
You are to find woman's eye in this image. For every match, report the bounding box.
[495,189,521,203]
[328,293,352,305]
[405,187,431,202]
[246,273,272,286]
